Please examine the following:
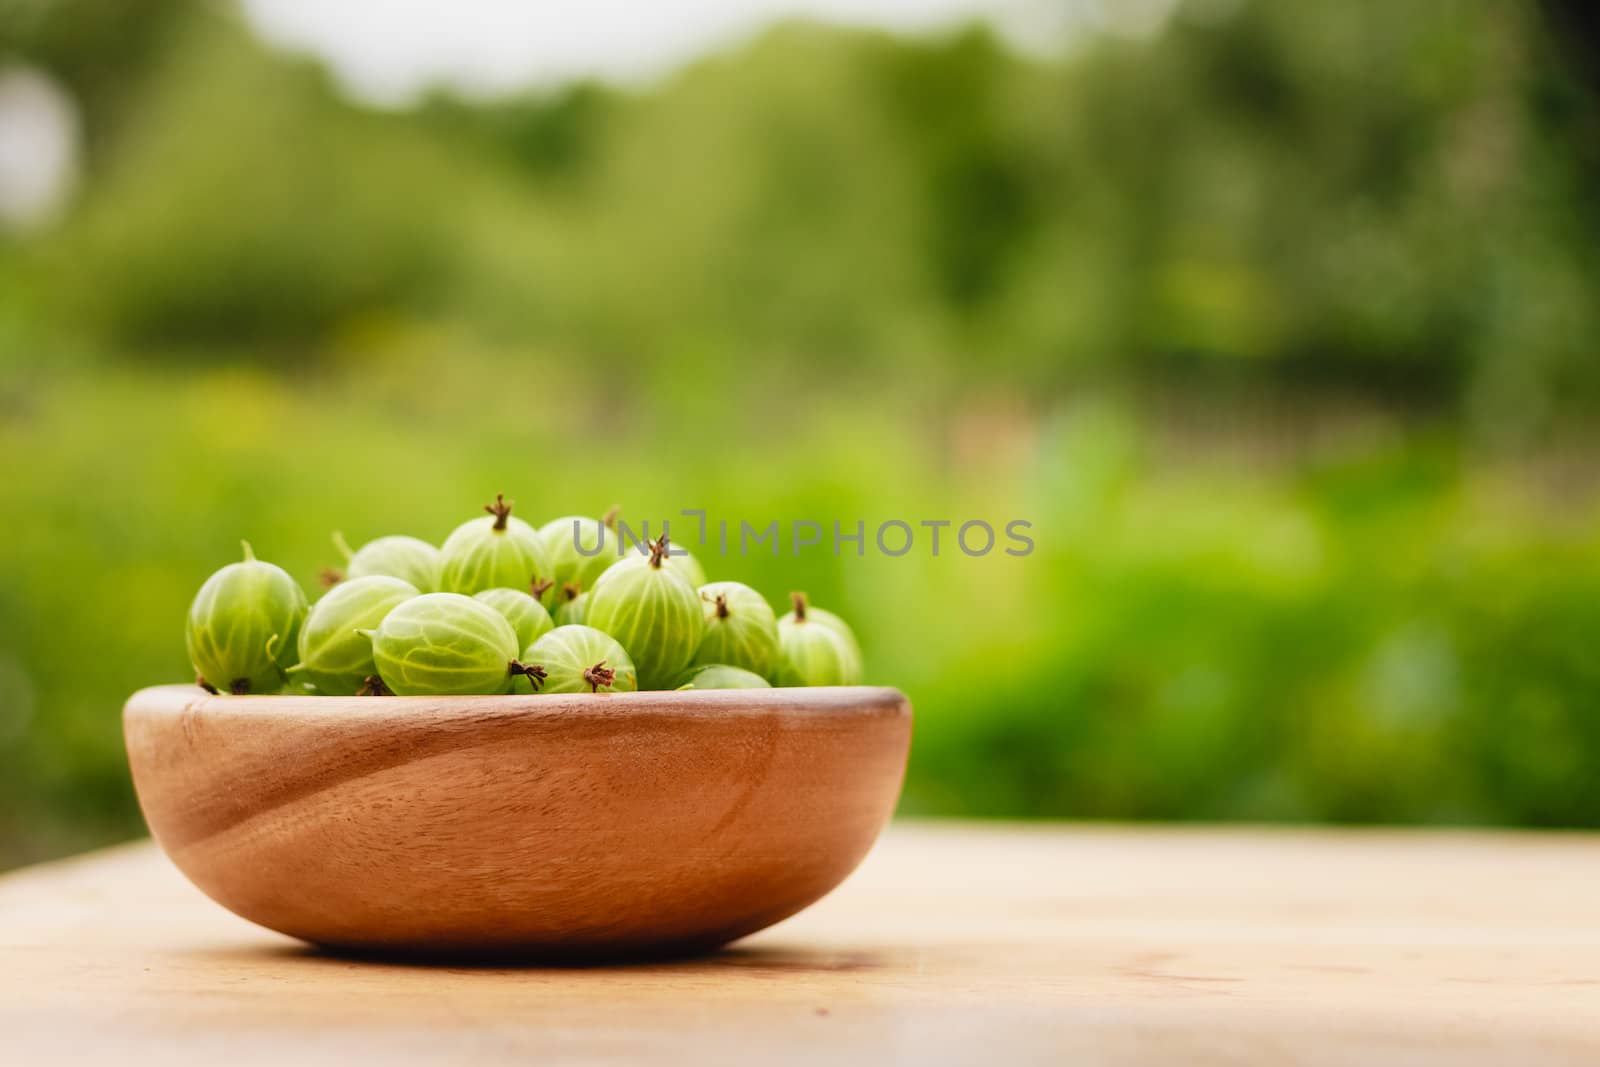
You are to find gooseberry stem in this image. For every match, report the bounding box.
[583,661,616,693]
[790,592,808,622]
[601,505,620,530]
[485,494,513,531]
[531,577,555,600]
[319,567,344,589]
[509,660,548,691]
[357,675,393,697]
[561,582,581,602]
[648,535,669,569]
[229,678,251,695]
[714,593,729,619]
[331,530,355,563]
[197,675,219,695]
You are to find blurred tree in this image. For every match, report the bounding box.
[7,0,1598,424]
[0,0,198,158]
[417,82,617,183]
[867,25,1041,312]
[31,9,458,351]
[1540,0,1600,94]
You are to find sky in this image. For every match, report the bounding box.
[239,0,1182,105]
[0,68,77,227]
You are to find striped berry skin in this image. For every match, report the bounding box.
[793,603,862,667]
[536,514,620,611]
[294,576,419,695]
[598,527,707,594]
[666,546,708,591]
[676,664,771,690]
[522,625,637,694]
[690,581,778,678]
[554,587,588,627]
[584,536,704,691]
[474,587,554,652]
[366,593,525,696]
[340,534,442,592]
[186,542,309,695]
[438,495,552,596]
[775,593,863,687]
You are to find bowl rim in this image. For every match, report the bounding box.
[125,683,911,723]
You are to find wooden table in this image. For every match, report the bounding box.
[3,822,1599,1065]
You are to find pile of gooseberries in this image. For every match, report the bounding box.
[184,496,863,696]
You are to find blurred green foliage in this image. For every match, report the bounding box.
[2,0,1599,865]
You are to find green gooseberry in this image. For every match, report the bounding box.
[333,531,442,592]
[438,494,553,596]
[522,624,637,694]
[612,527,705,589]
[585,536,704,690]
[675,664,771,690]
[536,508,620,611]
[473,587,554,651]
[668,544,707,590]
[775,593,863,687]
[554,585,588,626]
[293,576,419,695]
[365,592,544,696]
[186,542,309,695]
[691,581,778,677]
[792,597,863,667]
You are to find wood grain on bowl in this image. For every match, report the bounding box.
[123,684,911,959]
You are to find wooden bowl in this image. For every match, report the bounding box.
[123,684,911,959]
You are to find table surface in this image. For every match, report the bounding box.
[4,821,1600,1066]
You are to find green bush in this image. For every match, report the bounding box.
[1,359,1598,868]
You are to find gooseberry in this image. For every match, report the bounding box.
[775,593,863,687]
[365,592,544,696]
[334,531,442,592]
[292,575,418,695]
[676,664,771,690]
[585,536,704,690]
[438,494,552,596]
[186,542,309,695]
[612,526,705,589]
[536,507,620,610]
[794,598,863,667]
[691,581,778,677]
[669,545,708,590]
[553,585,588,626]
[522,624,637,694]
[473,587,554,651]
